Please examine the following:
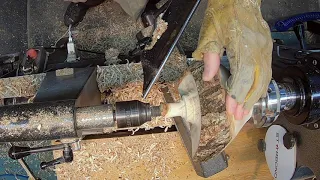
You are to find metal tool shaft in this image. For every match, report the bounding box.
[0,100,77,142]
[253,80,300,127]
[0,100,160,142]
[142,0,201,98]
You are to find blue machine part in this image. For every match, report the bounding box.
[274,12,320,32]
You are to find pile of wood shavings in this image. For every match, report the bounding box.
[159,49,188,82]
[0,73,45,99]
[74,1,144,53]
[54,132,187,179]
[97,49,188,94]
[145,15,168,50]
[96,63,143,92]
[104,48,121,65]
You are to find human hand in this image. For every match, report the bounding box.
[193,0,273,120]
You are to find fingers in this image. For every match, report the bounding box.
[202,52,250,120]
[226,95,249,120]
[203,52,220,81]
[235,104,244,120]
[243,108,250,116]
[226,95,237,115]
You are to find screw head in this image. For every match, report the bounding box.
[283,133,296,149]
[313,60,318,65]
[225,154,230,160]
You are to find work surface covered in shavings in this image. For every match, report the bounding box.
[54,132,189,180]
[0,73,45,99]
[97,48,187,91]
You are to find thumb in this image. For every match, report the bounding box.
[203,52,220,81]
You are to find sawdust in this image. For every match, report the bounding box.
[54,132,187,180]
[0,73,45,99]
[145,16,168,50]
[74,1,144,53]
[104,48,120,65]
[97,48,187,92]
[97,63,143,92]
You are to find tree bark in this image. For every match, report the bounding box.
[189,62,232,162]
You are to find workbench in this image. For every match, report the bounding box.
[54,122,272,179]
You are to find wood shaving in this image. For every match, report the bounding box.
[97,48,187,93]
[96,63,143,92]
[104,48,120,65]
[0,73,45,99]
[55,68,74,76]
[54,132,187,179]
[145,15,168,50]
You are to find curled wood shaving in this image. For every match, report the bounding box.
[145,15,168,50]
[54,132,185,179]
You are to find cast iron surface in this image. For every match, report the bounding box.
[34,67,94,102]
